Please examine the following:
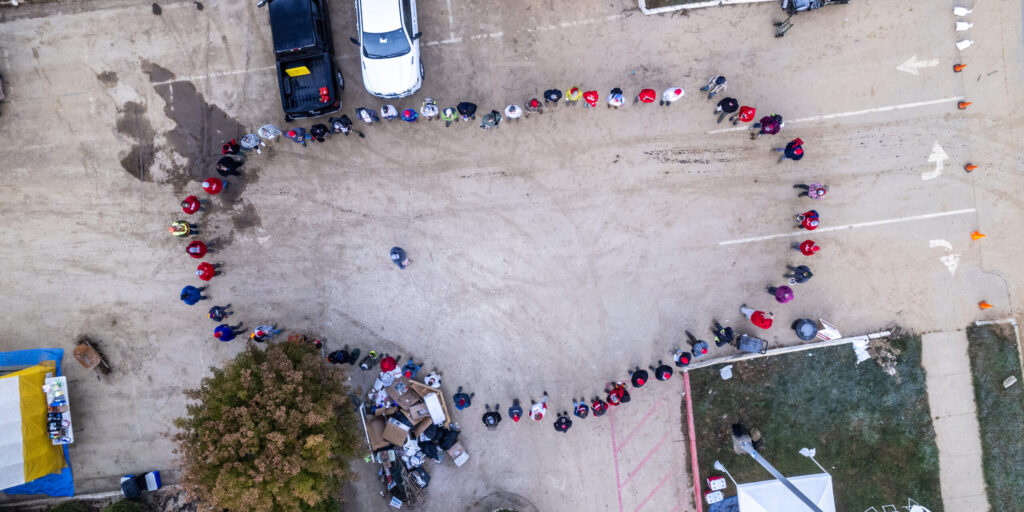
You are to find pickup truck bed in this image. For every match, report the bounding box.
[277,53,336,115]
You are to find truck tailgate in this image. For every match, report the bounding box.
[277,54,335,113]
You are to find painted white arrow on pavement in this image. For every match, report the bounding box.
[929,239,960,275]
[922,142,948,180]
[897,55,940,75]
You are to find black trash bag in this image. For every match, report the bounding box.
[437,428,460,450]
[420,424,440,442]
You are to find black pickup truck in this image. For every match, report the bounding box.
[266,0,344,121]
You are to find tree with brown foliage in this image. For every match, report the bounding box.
[174,336,362,511]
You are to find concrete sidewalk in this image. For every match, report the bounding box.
[920,332,990,511]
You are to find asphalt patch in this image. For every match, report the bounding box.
[114,101,155,182]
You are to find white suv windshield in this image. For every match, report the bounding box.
[363,29,411,59]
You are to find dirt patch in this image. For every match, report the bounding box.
[96,71,118,88]
[115,101,155,182]
[231,200,262,232]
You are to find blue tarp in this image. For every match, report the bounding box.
[708,496,739,512]
[0,348,75,497]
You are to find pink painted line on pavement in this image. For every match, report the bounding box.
[669,507,680,512]
[609,406,624,512]
[615,397,665,455]
[631,470,674,512]
[684,371,704,512]
[622,430,671,488]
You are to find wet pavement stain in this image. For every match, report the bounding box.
[96,71,118,88]
[140,60,260,248]
[114,101,155,182]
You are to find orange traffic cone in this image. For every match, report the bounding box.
[971,231,986,240]
[964,164,978,172]
[958,101,972,110]
[953,64,967,72]
[979,301,993,310]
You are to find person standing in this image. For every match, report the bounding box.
[793,239,820,256]
[795,210,819,230]
[285,128,307,146]
[794,183,828,199]
[441,107,457,127]
[660,87,684,106]
[480,110,501,130]
[635,88,657,104]
[530,393,548,420]
[582,90,600,108]
[715,97,739,123]
[213,323,245,342]
[390,247,409,269]
[766,285,794,303]
[700,75,727,99]
[774,138,804,163]
[180,285,208,305]
[572,398,589,419]
[504,104,522,122]
[630,366,649,388]
[651,361,673,381]
[251,325,282,343]
[606,381,630,404]
[202,177,226,195]
[422,98,439,121]
[380,354,400,372]
[168,221,198,237]
[784,265,813,284]
[309,123,329,142]
[356,107,380,124]
[730,105,756,125]
[591,396,608,417]
[687,331,709,357]
[565,86,582,106]
[401,109,419,123]
[381,104,399,121]
[482,404,502,429]
[453,386,474,410]
[221,139,241,155]
[240,133,264,155]
[195,261,222,281]
[740,304,774,329]
[554,412,573,433]
[607,88,625,109]
[712,321,735,347]
[208,304,233,322]
[544,88,562,105]
[752,114,783,139]
[328,346,358,365]
[673,349,692,367]
[216,156,243,177]
[180,195,204,215]
[402,358,422,379]
[508,398,523,422]
[524,98,543,117]
[186,240,210,258]
[457,101,477,121]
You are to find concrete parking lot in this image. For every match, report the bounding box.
[1,0,1022,509]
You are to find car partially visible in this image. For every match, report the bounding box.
[351,0,423,98]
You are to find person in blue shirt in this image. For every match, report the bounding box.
[214,323,244,342]
[180,285,207,306]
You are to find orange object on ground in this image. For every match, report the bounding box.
[953,64,967,72]
[964,164,978,172]
[979,301,993,310]
[971,231,987,240]
[958,101,972,109]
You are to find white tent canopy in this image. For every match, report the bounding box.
[737,473,835,512]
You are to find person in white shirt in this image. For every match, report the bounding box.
[530,393,548,421]
[660,87,684,107]
[504,104,522,121]
[422,98,439,121]
[381,104,399,121]
[607,88,624,108]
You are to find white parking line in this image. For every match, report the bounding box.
[707,97,965,134]
[718,208,977,246]
[150,65,277,86]
[425,13,627,46]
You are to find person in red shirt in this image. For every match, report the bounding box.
[634,88,657,104]
[740,304,774,329]
[202,177,226,195]
[196,262,222,281]
[221,139,241,155]
[591,396,608,417]
[180,195,203,215]
[186,240,209,258]
[582,90,599,108]
[796,210,819,230]
[379,354,400,372]
[730,105,756,125]
[793,239,820,256]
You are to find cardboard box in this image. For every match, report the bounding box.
[412,417,433,437]
[366,416,389,451]
[422,393,446,424]
[385,383,421,411]
[446,441,469,467]
[374,406,398,417]
[382,418,411,446]
[406,403,431,424]
[406,380,451,427]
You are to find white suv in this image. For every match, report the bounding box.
[351,0,423,98]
